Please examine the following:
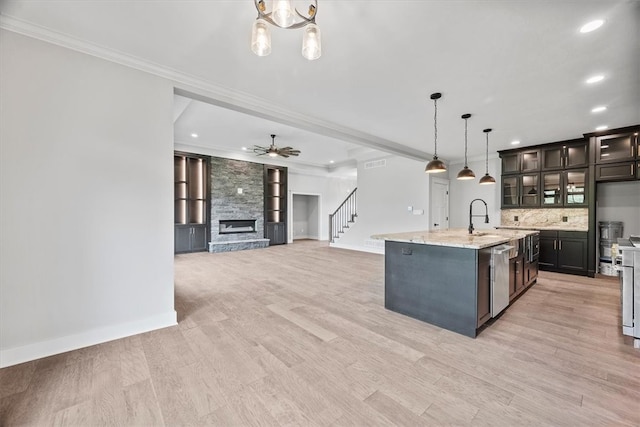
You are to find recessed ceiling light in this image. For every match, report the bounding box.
[580,19,604,33]
[329,160,335,164]
[190,133,198,138]
[591,106,607,113]
[241,147,247,151]
[595,125,608,131]
[586,75,604,84]
[511,140,521,146]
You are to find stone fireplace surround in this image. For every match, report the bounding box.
[208,157,269,253]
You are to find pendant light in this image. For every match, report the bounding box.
[456,113,476,180]
[425,93,447,173]
[479,128,496,185]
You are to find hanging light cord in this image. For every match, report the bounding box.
[433,99,438,157]
[464,117,469,167]
[485,132,489,173]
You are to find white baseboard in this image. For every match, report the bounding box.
[0,310,177,368]
[329,242,385,255]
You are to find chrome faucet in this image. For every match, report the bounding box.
[469,198,490,234]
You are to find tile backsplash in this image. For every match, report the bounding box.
[501,208,588,229]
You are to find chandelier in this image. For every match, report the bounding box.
[251,0,322,60]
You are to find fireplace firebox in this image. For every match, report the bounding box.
[219,219,257,234]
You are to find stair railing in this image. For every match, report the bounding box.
[329,187,357,243]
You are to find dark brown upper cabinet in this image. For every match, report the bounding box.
[520,173,540,207]
[541,139,588,170]
[520,150,540,172]
[501,149,539,175]
[595,132,637,163]
[501,153,519,174]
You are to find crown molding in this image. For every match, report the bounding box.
[174,141,356,178]
[1,15,430,163]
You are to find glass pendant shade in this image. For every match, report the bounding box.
[457,166,476,180]
[272,0,294,27]
[479,174,496,185]
[425,157,447,173]
[251,19,272,56]
[302,24,322,60]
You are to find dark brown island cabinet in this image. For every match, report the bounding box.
[174,152,209,253]
[264,165,288,245]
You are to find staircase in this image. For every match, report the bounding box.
[329,188,357,243]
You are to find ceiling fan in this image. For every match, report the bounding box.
[253,134,301,158]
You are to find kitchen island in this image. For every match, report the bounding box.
[372,228,539,338]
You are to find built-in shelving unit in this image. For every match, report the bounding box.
[174,152,209,253]
[264,165,287,245]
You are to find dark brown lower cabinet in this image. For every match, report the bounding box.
[175,225,208,253]
[539,230,588,276]
[509,255,525,301]
[265,222,286,245]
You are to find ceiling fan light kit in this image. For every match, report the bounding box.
[251,0,322,60]
[253,134,301,158]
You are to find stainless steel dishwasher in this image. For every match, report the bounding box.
[491,244,514,317]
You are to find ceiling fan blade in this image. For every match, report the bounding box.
[279,153,290,158]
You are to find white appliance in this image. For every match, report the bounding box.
[618,238,640,348]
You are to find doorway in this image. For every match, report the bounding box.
[430,177,450,230]
[291,194,321,241]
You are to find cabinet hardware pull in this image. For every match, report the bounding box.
[554,240,557,250]
[559,240,562,250]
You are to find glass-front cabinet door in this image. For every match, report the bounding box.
[596,133,635,163]
[502,176,519,208]
[564,169,587,206]
[520,150,540,172]
[542,172,562,206]
[565,142,588,168]
[501,153,519,174]
[520,174,539,206]
[541,147,563,170]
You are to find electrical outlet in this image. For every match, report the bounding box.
[562,216,568,222]
[514,216,519,221]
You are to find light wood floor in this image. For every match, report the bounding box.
[1,240,639,426]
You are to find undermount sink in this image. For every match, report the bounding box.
[471,232,500,238]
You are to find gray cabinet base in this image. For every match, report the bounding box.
[384,241,479,338]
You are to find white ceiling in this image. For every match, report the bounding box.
[2,1,638,170]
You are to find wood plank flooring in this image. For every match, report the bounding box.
[1,240,639,426]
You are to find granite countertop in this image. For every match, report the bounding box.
[496,225,589,232]
[371,228,538,249]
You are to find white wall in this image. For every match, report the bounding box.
[292,195,320,239]
[332,155,431,253]
[448,157,501,230]
[596,181,640,237]
[0,31,176,367]
[292,195,310,239]
[288,172,356,241]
